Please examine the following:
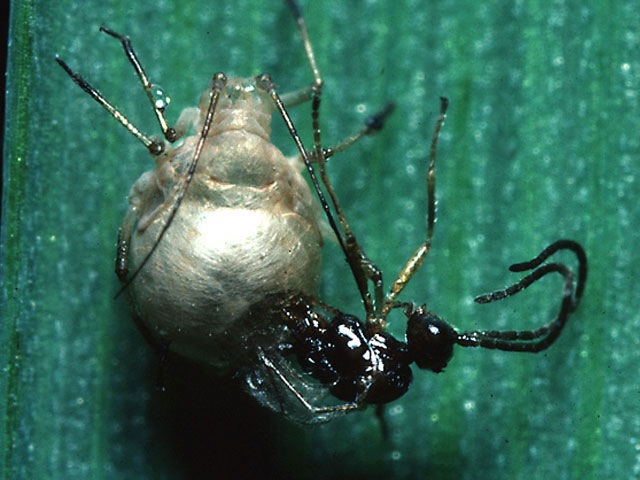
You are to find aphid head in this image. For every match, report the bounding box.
[198,76,274,138]
[405,307,457,373]
[199,77,272,112]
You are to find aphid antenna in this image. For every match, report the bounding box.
[91,26,230,296]
[284,0,415,326]
[56,26,221,297]
[278,0,322,109]
[284,0,322,89]
[54,55,164,156]
[311,91,388,324]
[114,73,228,297]
[277,1,381,322]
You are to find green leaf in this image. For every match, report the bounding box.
[2,0,637,479]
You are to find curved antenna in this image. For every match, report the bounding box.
[456,240,588,352]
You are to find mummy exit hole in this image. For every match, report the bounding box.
[57,0,587,425]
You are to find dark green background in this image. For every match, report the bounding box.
[2,1,637,479]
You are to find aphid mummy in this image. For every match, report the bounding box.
[120,77,324,370]
[58,1,588,425]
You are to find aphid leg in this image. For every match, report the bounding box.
[277,0,324,109]
[285,0,396,324]
[98,26,178,143]
[320,102,396,161]
[115,73,228,296]
[309,100,397,316]
[285,0,322,90]
[311,97,448,329]
[457,240,588,352]
[55,56,164,155]
[114,166,169,282]
[380,97,449,321]
[57,28,207,293]
[285,0,396,160]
